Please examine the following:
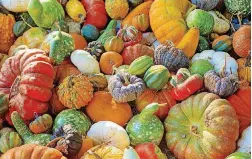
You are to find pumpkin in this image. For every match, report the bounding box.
[197,36,210,52]
[233,25,251,58]
[29,114,53,134]
[0,12,15,54]
[122,1,152,27]
[0,53,8,70]
[28,0,65,28]
[154,42,189,72]
[126,103,164,146]
[164,92,239,159]
[189,59,214,76]
[11,111,51,146]
[51,20,69,33]
[54,63,80,84]
[58,74,93,109]
[132,14,150,32]
[81,0,108,30]
[104,36,124,53]
[0,144,66,159]
[0,131,23,153]
[81,145,123,159]
[108,72,146,103]
[191,0,219,10]
[40,30,75,64]
[204,70,239,97]
[1,0,30,12]
[87,121,130,150]
[237,56,251,83]
[100,51,123,75]
[135,142,167,159]
[122,44,154,65]
[84,41,105,60]
[117,26,142,47]
[81,24,99,42]
[105,0,129,19]
[0,92,8,116]
[73,137,94,159]
[208,11,230,34]
[71,50,100,74]
[70,33,87,50]
[135,89,176,120]
[66,0,86,22]
[226,152,251,159]
[128,55,154,75]
[224,0,251,16]
[227,87,251,133]
[65,16,81,34]
[49,88,66,115]
[237,126,251,153]
[212,35,232,52]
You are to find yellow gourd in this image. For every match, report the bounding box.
[105,0,129,20]
[66,0,86,22]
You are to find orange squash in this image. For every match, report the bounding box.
[100,51,123,75]
[70,33,87,50]
[233,25,251,57]
[86,91,132,126]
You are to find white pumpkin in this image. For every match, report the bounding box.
[208,11,230,34]
[191,50,238,76]
[71,50,100,74]
[123,147,140,159]
[87,121,130,151]
[237,126,251,153]
[0,0,30,12]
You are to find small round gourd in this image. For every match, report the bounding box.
[105,0,129,19]
[0,131,23,153]
[81,24,99,42]
[104,36,124,53]
[29,114,53,134]
[212,35,232,52]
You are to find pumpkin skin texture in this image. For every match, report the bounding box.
[135,142,167,159]
[233,25,251,58]
[100,51,123,75]
[190,59,214,76]
[70,33,87,50]
[54,63,81,84]
[212,35,232,52]
[49,88,66,115]
[66,0,86,22]
[237,57,251,83]
[135,89,176,120]
[58,74,94,109]
[87,121,130,150]
[191,0,219,10]
[132,14,150,32]
[0,131,23,153]
[227,87,251,133]
[0,92,8,116]
[29,114,53,134]
[104,36,124,53]
[224,0,251,16]
[164,92,239,159]
[105,0,129,20]
[81,25,99,42]
[226,152,251,159]
[117,26,143,47]
[86,91,132,126]
[0,144,66,159]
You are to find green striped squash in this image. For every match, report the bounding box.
[0,92,8,116]
[0,132,23,153]
[128,55,153,75]
[212,35,232,52]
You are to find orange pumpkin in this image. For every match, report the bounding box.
[233,25,251,57]
[54,63,81,84]
[135,89,176,120]
[86,91,132,126]
[100,51,123,75]
[132,14,150,32]
[70,33,87,50]
[227,87,251,133]
[49,88,66,115]
[73,137,94,159]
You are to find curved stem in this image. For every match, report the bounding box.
[20,14,33,28]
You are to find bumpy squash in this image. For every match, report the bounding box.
[105,0,129,20]
[66,0,86,22]
[165,92,239,159]
[224,0,251,16]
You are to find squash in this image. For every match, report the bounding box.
[86,91,132,126]
[226,152,251,159]
[0,127,14,138]
[97,20,117,45]
[87,121,130,150]
[0,92,8,116]
[189,59,214,76]
[54,63,81,84]
[105,0,129,20]
[65,16,81,34]
[51,20,69,33]
[135,89,176,120]
[28,0,65,28]
[70,33,87,50]
[104,36,124,53]
[0,131,22,153]
[117,26,142,47]
[164,92,239,159]
[58,74,94,109]
[128,55,154,75]
[224,0,251,16]
[132,14,150,32]
[81,24,99,42]
[237,126,251,153]
[237,56,251,83]
[66,0,86,22]
[49,88,66,115]
[208,11,230,34]
[233,25,251,57]
[86,73,108,91]
[191,0,219,10]
[84,41,105,60]
[212,35,232,52]
[1,0,30,12]
[100,51,123,75]
[227,87,251,133]
[29,114,53,134]
[135,142,166,159]
[71,50,100,74]
[73,137,94,159]
[123,147,140,159]
[197,36,210,52]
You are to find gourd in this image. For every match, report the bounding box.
[40,30,75,64]
[135,89,176,120]
[49,88,66,115]
[123,146,140,159]
[70,33,87,50]
[237,56,251,83]
[65,16,81,34]
[132,14,150,32]
[87,121,130,150]
[0,48,54,125]
[58,74,94,109]
[11,111,51,146]
[197,36,209,52]
[100,51,123,75]
[86,91,132,126]
[208,11,230,34]
[66,0,86,22]
[0,92,8,116]
[81,24,100,42]
[164,92,239,159]
[237,126,251,153]
[226,152,251,159]
[0,131,22,153]
[1,0,30,12]
[189,59,214,76]
[135,142,166,159]
[71,50,100,74]
[54,63,81,84]
[72,137,94,159]
[97,20,117,45]
[128,55,154,75]
[0,127,15,137]
[105,0,129,20]
[0,144,66,159]
[224,0,251,16]
[227,87,251,133]
[108,72,146,103]
[191,0,219,10]
[117,25,142,47]
[84,41,105,60]
[27,0,65,28]
[144,65,170,90]
[122,44,154,65]
[104,36,124,53]
[212,35,232,52]
[51,20,69,33]
[126,103,164,146]
[29,114,53,134]
[86,73,107,91]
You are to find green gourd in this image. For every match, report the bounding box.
[197,36,209,52]
[190,59,214,76]
[0,131,23,153]
[224,0,251,16]
[11,111,51,146]
[27,0,65,28]
[128,55,154,75]
[0,92,8,116]
[97,20,117,45]
[126,103,164,146]
[51,20,69,33]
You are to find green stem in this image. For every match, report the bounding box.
[140,103,166,118]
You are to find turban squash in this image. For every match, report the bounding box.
[0,47,54,125]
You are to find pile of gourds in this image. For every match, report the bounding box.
[0,0,251,158]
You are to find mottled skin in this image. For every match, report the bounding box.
[224,0,251,16]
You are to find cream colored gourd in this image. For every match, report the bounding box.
[1,0,30,12]
[87,121,130,151]
[208,11,230,34]
[237,126,251,153]
[71,50,100,74]
[123,146,140,159]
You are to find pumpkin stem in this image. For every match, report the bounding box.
[220,54,227,78]
[120,73,130,86]
[20,14,33,29]
[78,14,85,24]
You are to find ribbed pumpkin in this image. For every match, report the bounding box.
[66,0,86,22]
[86,91,132,126]
[227,87,251,133]
[104,36,124,53]
[0,92,8,116]
[132,14,150,32]
[29,114,53,134]
[117,26,142,47]
[233,25,251,57]
[81,145,123,158]
[212,35,232,52]
[58,74,94,109]
[0,131,23,153]
[105,0,129,19]
[237,56,251,83]
[0,13,15,53]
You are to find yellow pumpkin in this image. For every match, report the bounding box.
[237,56,251,83]
[105,0,129,20]
[132,14,150,32]
[66,0,86,22]
[104,36,124,53]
